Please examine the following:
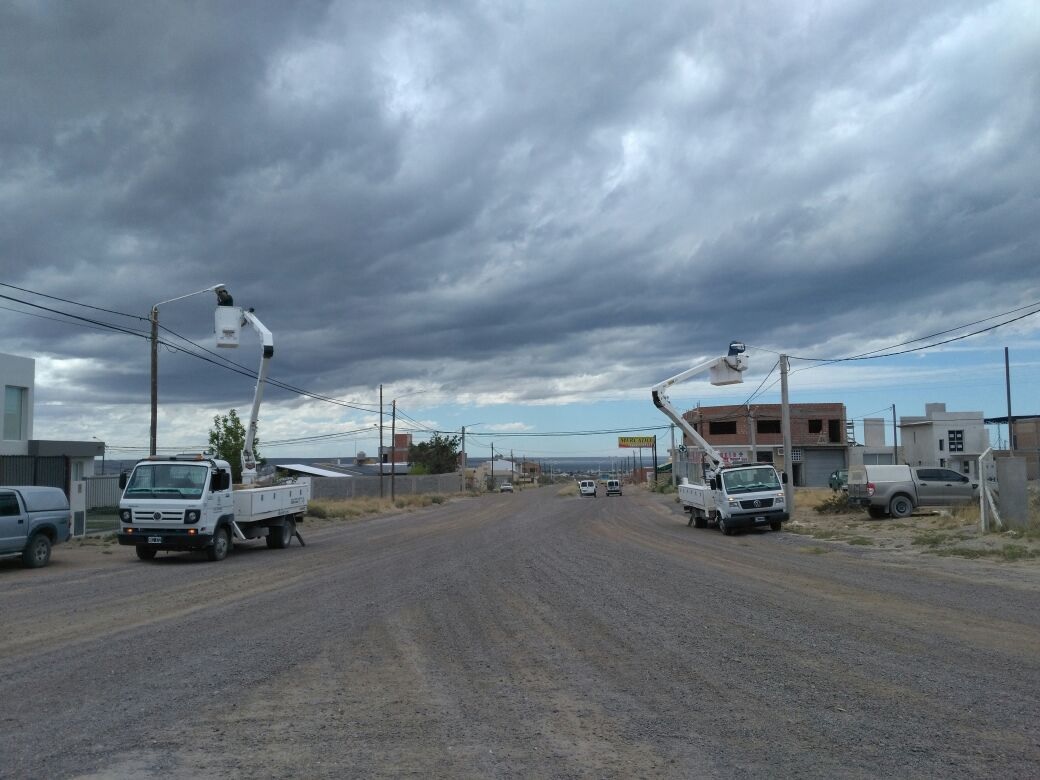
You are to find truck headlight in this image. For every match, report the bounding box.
[119,509,132,522]
[185,510,200,524]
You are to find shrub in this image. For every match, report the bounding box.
[813,492,861,515]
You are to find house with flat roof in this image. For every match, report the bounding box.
[899,403,988,478]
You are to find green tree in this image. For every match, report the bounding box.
[408,433,461,475]
[208,409,260,483]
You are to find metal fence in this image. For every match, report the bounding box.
[310,473,463,500]
[0,455,68,490]
[85,474,123,509]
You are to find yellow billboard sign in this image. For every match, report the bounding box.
[618,436,655,448]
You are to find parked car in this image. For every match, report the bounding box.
[605,479,622,496]
[847,465,977,518]
[0,486,71,568]
[499,483,514,493]
[828,469,848,491]
[578,480,597,497]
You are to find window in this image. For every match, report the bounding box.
[757,419,781,434]
[4,386,26,440]
[0,492,20,516]
[938,439,944,451]
[709,420,737,435]
[948,430,964,452]
[808,419,823,434]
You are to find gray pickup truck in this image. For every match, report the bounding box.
[847,465,977,519]
[0,486,71,568]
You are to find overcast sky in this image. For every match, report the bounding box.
[1,0,1038,461]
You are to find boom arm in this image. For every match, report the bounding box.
[240,310,273,484]
[214,294,272,485]
[651,342,748,478]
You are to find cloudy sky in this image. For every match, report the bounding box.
[1,0,1038,462]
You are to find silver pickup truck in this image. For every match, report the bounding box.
[847,465,977,519]
[0,486,71,568]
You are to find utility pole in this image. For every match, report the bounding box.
[1005,347,1014,454]
[670,424,676,487]
[379,385,384,498]
[780,355,793,510]
[490,442,495,490]
[652,436,658,488]
[892,404,898,464]
[390,399,396,502]
[461,426,466,491]
[747,404,756,462]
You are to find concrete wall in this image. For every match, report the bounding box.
[310,473,463,500]
[0,352,35,455]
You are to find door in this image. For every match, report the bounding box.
[915,468,972,506]
[0,490,26,553]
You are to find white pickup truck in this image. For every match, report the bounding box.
[117,454,309,561]
[679,464,789,535]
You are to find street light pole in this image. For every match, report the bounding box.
[149,284,225,455]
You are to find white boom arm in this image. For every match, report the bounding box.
[214,293,272,485]
[240,310,273,485]
[651,341,748,478]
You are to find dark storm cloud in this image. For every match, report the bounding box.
[1,0,1037,428]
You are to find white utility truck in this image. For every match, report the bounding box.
[117,287,309,561]
[652,342,788,535]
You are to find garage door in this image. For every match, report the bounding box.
[803,450,846,487]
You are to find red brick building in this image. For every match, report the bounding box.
[681,403,848,487]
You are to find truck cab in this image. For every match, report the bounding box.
[118,455,234,560]
[679,464,789,534]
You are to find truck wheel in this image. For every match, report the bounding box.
[889,496,913,518]
[21,533,52,568]
[266,518,295,549]
[867,506,887,520]
[206,527,231,562]
[770,521,783,532]
[694,514,708,529]
[718,518,734,536]
[135,546,157,561]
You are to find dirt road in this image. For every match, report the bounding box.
[2,487,1038,778]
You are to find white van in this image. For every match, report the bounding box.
[578,480,597,497]
[605,479,622,496]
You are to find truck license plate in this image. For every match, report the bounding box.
[148,536,162,544]
[754,517,765,523]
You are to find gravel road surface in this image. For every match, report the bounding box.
[2,486,1038,779]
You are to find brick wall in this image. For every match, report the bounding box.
[682,403,846,448]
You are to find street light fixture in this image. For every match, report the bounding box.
[149,283,226,455]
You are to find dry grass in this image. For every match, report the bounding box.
[307,493,450,521]
[788,487,1040,563]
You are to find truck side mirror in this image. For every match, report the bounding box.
[119,471,129,489]
[212,470,231,491]
[781,472,789,484]
[709,477,719,490]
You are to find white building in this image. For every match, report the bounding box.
[2,351,108,535]
[899,403,988,478]
[1,352,34,454]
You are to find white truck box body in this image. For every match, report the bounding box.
[677,482,715,512]
[233,482,310,522]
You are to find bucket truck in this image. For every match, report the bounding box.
[652,342,788,535]
[116,288,309,561]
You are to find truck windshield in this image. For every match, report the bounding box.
[124,464,209,499]
[722,467,781,495]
